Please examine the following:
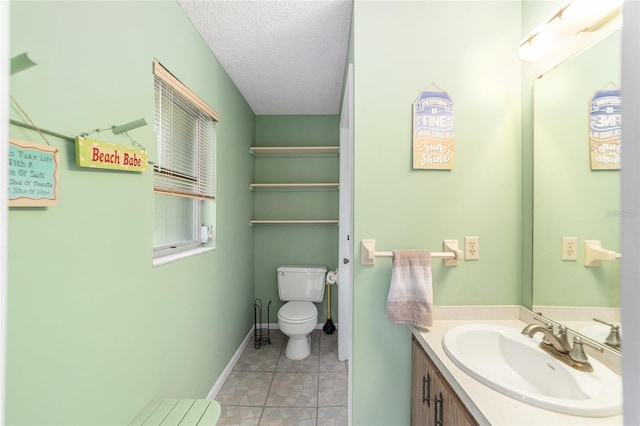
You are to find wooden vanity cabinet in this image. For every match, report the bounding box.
[411,335,477,426]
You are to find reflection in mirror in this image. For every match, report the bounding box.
[532,26,621,352]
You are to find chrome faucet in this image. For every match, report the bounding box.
[522,323,569,352]
[522,323,593,372]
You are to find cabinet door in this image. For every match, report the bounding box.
[411,337,435,426]
[433,372,477,426]
[412,336,477,426]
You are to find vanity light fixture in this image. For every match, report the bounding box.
[519,0,622,68]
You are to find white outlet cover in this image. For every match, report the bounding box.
[562,236,578,261]
[464,236,480,260]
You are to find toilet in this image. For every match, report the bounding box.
[277,265,327,360]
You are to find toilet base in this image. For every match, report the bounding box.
[284,334,311,360]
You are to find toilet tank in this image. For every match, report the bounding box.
[277,265,327,302]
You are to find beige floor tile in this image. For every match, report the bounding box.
[235,342,283,372]
[317,406,348,426]
[318,373,348,407]
[217,371,273,406]
[266,372,318,407]
[276,349,320,372]
[217,330,348,425]
[319,331,338,349]
[319,347,347,374]
[218,406,263,426]
[260,407,317,425]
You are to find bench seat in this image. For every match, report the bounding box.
[129,399,221,425]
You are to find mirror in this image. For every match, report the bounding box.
[531,24,622,350]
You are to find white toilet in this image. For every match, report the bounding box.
[277,265,327,360]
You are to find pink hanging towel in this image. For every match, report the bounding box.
[386,249,433,328]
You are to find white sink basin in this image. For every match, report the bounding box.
[443,324,622,417]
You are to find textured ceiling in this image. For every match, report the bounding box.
[177,0,353,115]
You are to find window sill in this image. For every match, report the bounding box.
[153,246,215,267]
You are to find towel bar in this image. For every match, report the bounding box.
[360,239,463,266]
[584,240,622,267]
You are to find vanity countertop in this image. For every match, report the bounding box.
[411,312,623,426]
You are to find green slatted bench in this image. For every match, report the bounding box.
[129,399,221,426]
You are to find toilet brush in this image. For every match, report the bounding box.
[323,283,336,334]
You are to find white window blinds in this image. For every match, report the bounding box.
[153,62,217,201]
[152,60,218,254]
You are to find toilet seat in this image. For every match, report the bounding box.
[278,301,317,323]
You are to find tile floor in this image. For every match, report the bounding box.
[216,329,348,425]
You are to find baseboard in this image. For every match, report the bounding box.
[206,321,340,399]
[206,326,254,400]
[260,322,338,330]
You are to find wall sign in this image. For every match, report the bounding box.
[76,137,148,172]
[413,90,455,169]
[9,138,60,207]
[590,88,621,170]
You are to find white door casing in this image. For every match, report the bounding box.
[338,63,353,364]
[338,63,353,426]
[1,1,10,423]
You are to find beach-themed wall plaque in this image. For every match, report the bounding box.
[9,138,60,207]
[76,137,148,172]
[413,88,455,169]
[590,88,621,170]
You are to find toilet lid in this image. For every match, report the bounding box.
[279,302,317,323]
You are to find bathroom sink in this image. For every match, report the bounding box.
[442,324,622,417]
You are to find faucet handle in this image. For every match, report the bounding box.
[605,324,622,349]
[593,318,621,349]
[540,322,554,345]
[593,317,615,327]
[569,336,589,363]
[557,325,573,352]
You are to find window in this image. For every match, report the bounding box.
[153,60,218,260]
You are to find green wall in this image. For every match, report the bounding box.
[253,115,339,324]
[533,30,621,307]
[8,1,609,425]
[8,1,256,424]
[351,1,522,424]
[520,0,622,308]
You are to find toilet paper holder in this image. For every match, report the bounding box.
[326,270,338,285]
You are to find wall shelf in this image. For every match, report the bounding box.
[250,146,339,157]
[250,145,339,226]
[249,183,339,191]
[249,219,339,226]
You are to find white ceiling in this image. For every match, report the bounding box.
[177,0,353,116]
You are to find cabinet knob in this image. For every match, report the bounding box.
[343,258,350,264]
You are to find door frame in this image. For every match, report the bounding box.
[338,63,354,424]
[1,1,10,422]
[338,63,353,363]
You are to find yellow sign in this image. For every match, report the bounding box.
[76,137,148,172]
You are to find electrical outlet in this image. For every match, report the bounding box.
[562,237,578,261]
[464,236,479,260]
